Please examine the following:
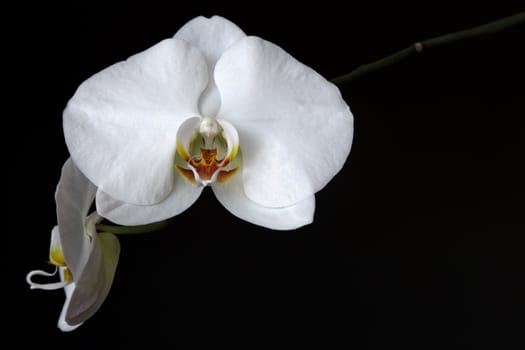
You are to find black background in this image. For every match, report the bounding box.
[8,2,524,348]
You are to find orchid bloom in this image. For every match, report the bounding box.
[27,159,120,331]
[64,15,353,230]
[28,15,353,331]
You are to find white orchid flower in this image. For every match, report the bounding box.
[63,15,353,230]
[27,158,120,331]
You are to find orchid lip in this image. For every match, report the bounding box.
[26,267,71,290]
[186,159,237,186]
[175,116,240,186]
[26,226,75,290]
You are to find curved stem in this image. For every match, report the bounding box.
[331,11,525,84]
[96,219,174,234]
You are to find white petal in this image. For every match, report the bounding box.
[64,38,209,205]
[65,232,120,326]
[215,37,353,208]
[96,173,203,225]
[58,279,82,332]
[175,16,246,117]
[55,160,121,328]
[55,158,96,277]
[175,16,245,67]
[212,171,315,230]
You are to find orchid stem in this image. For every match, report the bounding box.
[96,219,173,234]
[331,11,525,84]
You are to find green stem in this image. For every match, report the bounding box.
[331,11,525,84]
[96,219,174,234]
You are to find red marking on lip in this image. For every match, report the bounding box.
[177,148,238,184]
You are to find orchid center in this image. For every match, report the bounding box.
[175,116,240,186]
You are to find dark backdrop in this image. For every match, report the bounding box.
[8,2,524,349]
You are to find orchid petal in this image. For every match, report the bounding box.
[55,159,120,328]
[96,172,203,225]
[175,16,246,117]
[55,158,96,277]
[66,228,120,326]
[212,171,315,230]
[175,16,245,66]
[215,36,353,208]
[58,278,82,332]
[64,38,209,205]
